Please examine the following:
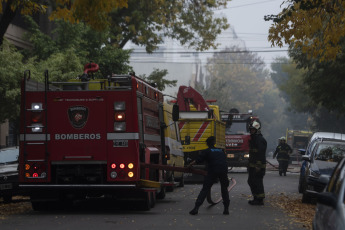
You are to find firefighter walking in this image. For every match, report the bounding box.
[273,136,292,176]
[247,121,267,205]
[188,136,230,215]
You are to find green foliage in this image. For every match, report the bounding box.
[110,0,230,52]
[140,68,177,91]
[96,46,132,77]
[0,41,31,123]
[0,18,133,123]
[22,18,132,76]
[270,56,345,132]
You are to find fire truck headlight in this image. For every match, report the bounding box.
[244,154,249,158]
[114,122,126,131]
[41,172,47,178]
[110,171,117,179]
[31,103,43,110]
[128,172,134,178]
[128,163,134,169]
[115,112,126,121]
[114,101,126,111]
[31,123,43,132]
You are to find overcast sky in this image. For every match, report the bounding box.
[220,0,289,64]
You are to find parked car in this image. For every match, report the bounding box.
[300,139,345,203]
[313,158,345,230]
[298,132,345,193]
[0,147,20,203]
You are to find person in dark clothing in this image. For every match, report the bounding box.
[188,136,230,215]
[273,136,292,176]
[247,121,267,206]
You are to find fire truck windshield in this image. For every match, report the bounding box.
[225,122,248,135]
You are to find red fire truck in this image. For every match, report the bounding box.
[221,108,259,169]
[18,64,177,210]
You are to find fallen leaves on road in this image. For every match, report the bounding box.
[268,193,316,230]
[0,196,31,219]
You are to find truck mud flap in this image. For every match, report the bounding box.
[206,178,237,205]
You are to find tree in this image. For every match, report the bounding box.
[0,0,46,45]
[0,41,34,123]
[288,41,345,115]
[50,0,128,30]
[201,46,268,113]
[270,57,345,132]
[22,17,133,76]
[0,18,133,125]
[109,0,230,52]
[140,68,177,92]
[196,46,290,149]
[266,0,345,61]
[0,0,128,46]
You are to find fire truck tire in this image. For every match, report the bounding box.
[31,201,47,211]
[156,187,166,199]
[141,192,151,211]
[150,191,156,208]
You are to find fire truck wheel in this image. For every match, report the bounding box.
[31,201,47,211]
[150,191,156,208]
[140,192,153,211]
[156,187,166,199]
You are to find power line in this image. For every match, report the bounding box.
[130,50,288,54]
[129,60,291,65]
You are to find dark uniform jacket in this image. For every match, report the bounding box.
[195,147,228,174]
[273,143,292,161]
[248,133,267,169]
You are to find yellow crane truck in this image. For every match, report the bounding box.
[176,86,226,181]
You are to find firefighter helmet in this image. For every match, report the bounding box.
[279,136,286,141]
[249,121,261,130]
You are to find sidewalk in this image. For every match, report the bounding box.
[266,158,301,173]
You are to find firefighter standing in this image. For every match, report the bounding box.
[247,121,267,205]
[273,136,292,176]
[188,136,230,215]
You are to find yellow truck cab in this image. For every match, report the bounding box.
[163,103,185,188]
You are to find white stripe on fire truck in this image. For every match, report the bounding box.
[107,133,139,140]
[144,134,161,142]
[20,134,50,141]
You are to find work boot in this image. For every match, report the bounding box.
[284,172,287,176]
[248,199,264,206]
[223,201,230,215]
[189,206,199,215]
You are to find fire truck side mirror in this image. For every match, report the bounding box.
[172,104,179,121]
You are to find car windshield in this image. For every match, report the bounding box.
[225,122,248,135]
[314,143,345,162]
[0,148,19,164]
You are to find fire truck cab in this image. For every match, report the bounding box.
[221,109,259,168]
[19,66,175,210]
